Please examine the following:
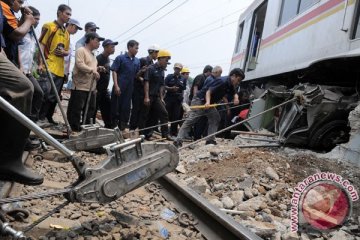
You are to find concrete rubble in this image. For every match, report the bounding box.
[177,138,360,240]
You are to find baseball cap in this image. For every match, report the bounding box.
[68,18,82,30]
[85,22,99,30]
[85,32,105,41]
[102,39,119,47]
[174,63,183,69]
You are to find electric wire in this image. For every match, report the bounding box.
[166,20,238,49]
[162,7,246,48]
[112,0,175,41]
[117,0,189,44]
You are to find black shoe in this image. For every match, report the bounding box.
[173,140,182,148]
[0,111,44,186]
[24,138,41,151]
[0,165,44,186]
[205,140,217,145]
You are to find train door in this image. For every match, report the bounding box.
[245,1,268,72]
[351,0,360,49]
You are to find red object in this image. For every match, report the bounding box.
[238,109,249,119]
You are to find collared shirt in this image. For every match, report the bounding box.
[144,62,165,97]
[196,76,235,104]
[75,35,85,50]
[0,3,5,50]
[72,46,98,91]
[18,30,36,74]
[165,73,187,99]
[39,21,70,77]
[110,52,140,91]
[140,55,154,68]
[1,1,18,65]
[189,73,207,101]
[96,53,110,92]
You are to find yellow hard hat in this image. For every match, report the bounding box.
[181,67,190,74]
[157,49,171,59]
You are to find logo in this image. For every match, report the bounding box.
[290,172,358,232]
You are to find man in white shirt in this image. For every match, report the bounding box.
[18,6,43,122]
[75,22,99,50]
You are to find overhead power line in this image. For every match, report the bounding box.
[166,20,238,49]
[117,0,189,44]
[162,7,246,48]
[112,0,175,41]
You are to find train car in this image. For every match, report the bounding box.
[230,0,360,152]
[231,0,360,85]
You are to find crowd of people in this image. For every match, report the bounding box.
[0,1,246,186]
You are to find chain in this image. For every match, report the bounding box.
[23,200,70,233]
[0,189,71,204]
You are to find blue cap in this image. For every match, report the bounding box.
[102,39,118,47]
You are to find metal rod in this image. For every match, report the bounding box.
[179,98,296,150]
[31,26,72,136]
[0,96,74,157]
[231,130,277,137]
[130,102,251,134]
[237,144,281,148]
[82,77,96,125]
[236,136,279,143]
[110,137,143,151]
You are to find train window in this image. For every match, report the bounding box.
[352,1,360,39]
[279,0,299,26]
[299,0,319,13]
[235,22,244,53]
[279,0,319,26]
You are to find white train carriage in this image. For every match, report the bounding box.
[231,0,360,83]
[230,0,360,152]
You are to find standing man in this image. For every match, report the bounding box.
[0,1,43,185]
[95,39,118,128]
[64,18,82,89]
[75,22,99,50]
[38,4,72,124]
[110,40,140,132]
[67,32,104,131]
[129,44,159,131]
[138,49,172,140]
[164,63,187,137]
[18,6,44,123]
[174,68,245,147]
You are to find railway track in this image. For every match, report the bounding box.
[157,174,262,240]
[0,146,262,240]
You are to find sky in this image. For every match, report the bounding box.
[24,0,253,77]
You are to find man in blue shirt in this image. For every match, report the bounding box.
[174,68,245,147]
[164,63,186,136]
[110,40,140,131]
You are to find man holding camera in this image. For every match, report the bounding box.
[38,4,72,124]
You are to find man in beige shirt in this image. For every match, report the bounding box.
[67,32,104,131]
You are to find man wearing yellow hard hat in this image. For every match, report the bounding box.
[138,49,172,140]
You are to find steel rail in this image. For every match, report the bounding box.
[157,174,262,240]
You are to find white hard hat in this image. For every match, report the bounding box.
[148,44,160,51]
